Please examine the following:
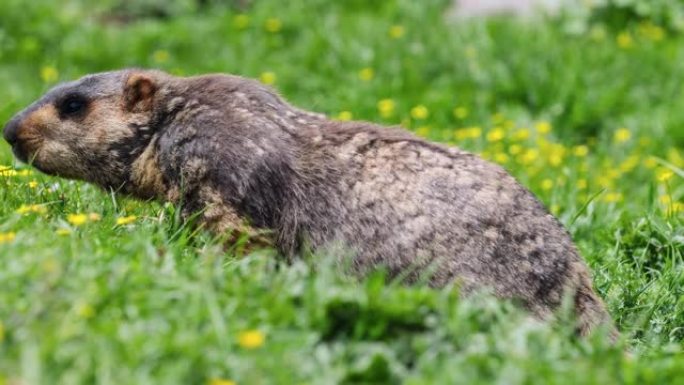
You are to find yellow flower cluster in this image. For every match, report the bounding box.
[0,166,32,177]
[16,204,47,215]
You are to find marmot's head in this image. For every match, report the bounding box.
[3,69,169,195]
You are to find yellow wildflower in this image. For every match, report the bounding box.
[573,145,589,157]
[116,215,137,226]
[453,106,468,119]
[638,22,665,42]
[520,149,539,165]
[614,128,631,143]
[617,32,633,49]
[415,126,431,137]
[541,179,554,191]
[410,105,429,120]
[643,156,658,169]
[603,192,624,203]
[67,213,88,226]
[264,18,282,33]
[388,25,405,39]
[153,49,170,63]
[238,329,265,349]
[336,111,353,121]
[0,232,16,244]
[508,144,522,155]
[548,154,563,167]
[358,67,374,82]
[259,71,276,85]
[494,153,509,164]
[209,379,236,385]
[668,147,684,167]
[486,128,505,142]
[577,179,588,190]
[535,121,551,135]
[40,65,58,83]
[377,99,395,118]
[28,180,39,188]
[619,155,639,173]
[656,168,674,183]
[659,194,673,205]
[56,228,72,236]
[513,128,530,141]
[16,204,47,215]
[233,14,250,29]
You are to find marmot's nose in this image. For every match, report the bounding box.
[3,116,21,146]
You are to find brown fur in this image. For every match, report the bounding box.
[3,69,617,338]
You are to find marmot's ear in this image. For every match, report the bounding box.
[124,73,156,112]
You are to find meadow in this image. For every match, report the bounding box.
[0,0,683,384]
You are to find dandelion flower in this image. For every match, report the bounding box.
[0,232,16,244]
[153,50,169,63]
[513,128,530,141]
[486,128,505,142]
[16,204,47,215]
[535,121,551,135]
[40,65,58,83]
[264,18,282,33]
[656,168,674,183]
[573,145,589,157]
[494,153,509,164]
[259,71,276,85]
[238,329,265,349]
[410,105,429,120]
[67,213,88,226]
[508,144,522,155]
[541,179,554,191]
[56,228,72,236]
[388,25,405,39]
[358,67,374,82]
[28,180,39,188]
[614,128,631,143]
[577,179,588,190]
[616,32,633,49]
[603,192,624,203]
[336,111,353,121]
[116,215,137,226]
[377,99,395,118]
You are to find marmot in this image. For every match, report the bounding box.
[3,69,616,337]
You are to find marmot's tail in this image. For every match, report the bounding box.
[573,267,619,342]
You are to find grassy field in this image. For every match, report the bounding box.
[1,0,683,384]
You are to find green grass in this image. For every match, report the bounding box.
[1,0,683,384]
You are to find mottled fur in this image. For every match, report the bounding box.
[3,69,616,337]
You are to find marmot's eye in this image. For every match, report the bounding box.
[58,95,88,117]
